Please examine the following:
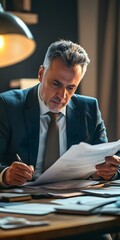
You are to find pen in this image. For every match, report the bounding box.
[16,154,23,163]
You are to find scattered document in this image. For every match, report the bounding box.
[0,217,49,229]
[32,180,99,198]
[100,201,120,215]
[53,196,117,215]
[81,186,120,197]
[40,180,99,190]
[24,139,120,186]
[105,179,120,187]
[0,202,56,215]
[55,202,116,215]
[52,195,117,206]
[21,180,99,198]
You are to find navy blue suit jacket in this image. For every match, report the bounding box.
[0,84,108,172]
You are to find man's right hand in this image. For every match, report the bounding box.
[3,162,34,186]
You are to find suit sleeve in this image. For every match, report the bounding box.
[92,98,108,144]
[0,96,10,172]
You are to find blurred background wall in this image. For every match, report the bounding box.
[0,0,120,141]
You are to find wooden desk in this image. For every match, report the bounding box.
[0,199,120,240]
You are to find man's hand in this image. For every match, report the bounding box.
[95,155,120,180]
[3,162,34,186]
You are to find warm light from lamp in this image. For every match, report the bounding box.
[0,36,4,48]
[0,4,36,68]
[0,34,36,67]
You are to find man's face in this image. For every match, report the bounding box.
[38,58,83,112]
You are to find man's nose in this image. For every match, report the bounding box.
[58,88,67,99]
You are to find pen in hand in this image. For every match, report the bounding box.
[16,154,23,163]
[16,154,34,178]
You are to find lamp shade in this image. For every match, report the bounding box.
[0,4,36,67]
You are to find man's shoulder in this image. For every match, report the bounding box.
[0,88,28,101]
[71,94,98,105]
[0,84,38,104]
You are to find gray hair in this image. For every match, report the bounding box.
[43,39,90,78]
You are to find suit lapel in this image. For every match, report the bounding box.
[24,85,40,167]
[66,98,90,149]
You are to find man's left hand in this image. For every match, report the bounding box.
[95,155,120,180]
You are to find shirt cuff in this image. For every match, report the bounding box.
[110,171,119,180]
[0,167,9,187]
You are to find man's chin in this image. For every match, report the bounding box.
[49,108,61,113]
[47,103,62,112]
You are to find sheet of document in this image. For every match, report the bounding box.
[54,200,117,215]
[38,180,99,190]
[22,180,100,198]
[81,186,120,197]
[25,139,120,186]
[52,195,117,206]
[100,202,120,215]
[0,217,49,229]
[53,196,117,215]
[0,202,56,215]
[105,179,120,186]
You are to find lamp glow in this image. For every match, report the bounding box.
[0,4,36,68]
[0,36,4,48]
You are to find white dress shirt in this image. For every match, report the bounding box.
[33,85,67,179]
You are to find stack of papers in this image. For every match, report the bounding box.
[0,196,118,216]
[81,186,120,197]
[0,202,56,215]
[100,201,120,215]
[25,140,120,186]
[53,196,117,215]
[52,195,117,206]
[105,179,120,186]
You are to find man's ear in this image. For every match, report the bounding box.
[38,65,44,83]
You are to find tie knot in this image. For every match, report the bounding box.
[48,112,58,121]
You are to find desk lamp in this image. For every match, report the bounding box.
[0,3,36,67]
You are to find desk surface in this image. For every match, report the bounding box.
[0,199,120,240]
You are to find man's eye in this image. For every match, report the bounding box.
[67,86,76,91]
[53,82,60,87]
[53,82,59,85]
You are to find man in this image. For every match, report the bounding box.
[0,39,120,187]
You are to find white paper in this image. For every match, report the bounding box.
[54,196,117,214]
[81,186,120,197]
[100,202,120,214]
[24,139,120,186]
[55,201,117,215]
[52,195,117,206]
[0,203,56,215]
[40,180,99,190]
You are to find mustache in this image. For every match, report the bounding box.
[52,97,66,105]
[51,97,66,106]
[51,97,62,103]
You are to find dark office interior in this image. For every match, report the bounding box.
[0,0,120,141]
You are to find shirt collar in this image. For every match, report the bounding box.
[37,84,66,116]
